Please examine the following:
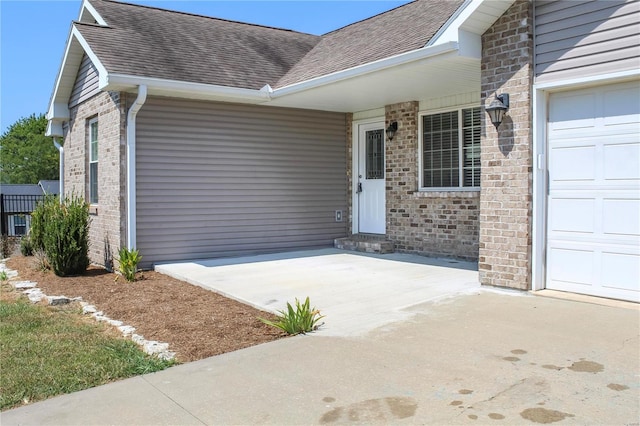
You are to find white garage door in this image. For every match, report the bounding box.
[547,81,640,302]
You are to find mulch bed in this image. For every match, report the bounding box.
[5,255,286,363]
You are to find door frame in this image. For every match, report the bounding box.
[351,117,386,235]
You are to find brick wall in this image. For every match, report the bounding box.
[479,0,533,289]
[64,91,127,269]
[383,101,479,260]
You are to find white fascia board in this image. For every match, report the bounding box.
[79,0,108,25]
[272,41,459,98]
[427,0,475,45]
[46,121,65,138]
[104,74,271,103]
[428,0,514,47]
[46,25,108,125]
[46,25,75,122]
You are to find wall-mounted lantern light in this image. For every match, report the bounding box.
[386,121,398,140]
[485,93,510,128]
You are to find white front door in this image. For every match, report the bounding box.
[357,122,386,234]
[546,81,640,302]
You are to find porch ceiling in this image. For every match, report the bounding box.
[268,52,480,113]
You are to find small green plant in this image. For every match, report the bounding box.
[20,234,34,256]
[260,297,324,335]
[0,270,8,284]
[118,247,142,282]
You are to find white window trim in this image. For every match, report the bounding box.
[89,117,98,205]
[418,103,481,192]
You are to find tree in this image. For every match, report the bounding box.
[0,114,59,184]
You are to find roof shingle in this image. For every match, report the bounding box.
[76,0,464,90]
[275,0,465,88]
[80,0,321,89]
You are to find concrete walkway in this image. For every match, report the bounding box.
[2,291,638,425]
[155,249,480,336]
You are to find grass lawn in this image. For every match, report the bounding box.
[0,296,175,411]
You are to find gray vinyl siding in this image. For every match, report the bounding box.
[535,0,640,83]
[68,54,99,108]
[136,97,347,267]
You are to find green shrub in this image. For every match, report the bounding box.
[29,196,52,252]
[118,247,142,282]
[260,297,324,335]
[33,195,90,277]
[20,234,34,256]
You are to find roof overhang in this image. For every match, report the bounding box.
[46,24,109,137]
[46,0,515,135]
[96,40,478,113]
[267,41,476,112]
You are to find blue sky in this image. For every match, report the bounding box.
[0,0,410,134]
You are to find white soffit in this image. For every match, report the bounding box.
[269,54,480,112]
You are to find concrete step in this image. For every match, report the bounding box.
[334,235,394,254]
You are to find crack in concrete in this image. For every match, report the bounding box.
[452,378,527,420]
[141,375,208,425]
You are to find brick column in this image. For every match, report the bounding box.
[479,0,533,289]
[385,101,419,248]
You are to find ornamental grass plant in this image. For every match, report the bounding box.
[260,297,324,335]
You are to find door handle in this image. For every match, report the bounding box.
[357,182,363,193]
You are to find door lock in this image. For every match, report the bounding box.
[357,182,363,193]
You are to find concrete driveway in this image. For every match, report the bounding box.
[3,290,638,425]
[155,248,481,336]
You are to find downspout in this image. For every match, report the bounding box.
[126,85,147,250]
[53,138,64,204]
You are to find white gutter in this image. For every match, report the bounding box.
[105,74,271,103]
[126,85,147,250]
[271,41,459,98]
[53,139,64,203]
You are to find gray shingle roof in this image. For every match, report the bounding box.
[275,0,465,88]
[77,0,463,91]
[0,184,44,196]
[38,180,60,195]
[80,0,321,89]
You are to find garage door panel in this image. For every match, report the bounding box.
[603,142,640,181]
[546,80,640,302]
[549,198,595,233]
[603,199,640,236]
[550,145,596,182]
[603,86,640,126]
[549,93,596,130]
[602,252,640,292]
[548,247,595,286]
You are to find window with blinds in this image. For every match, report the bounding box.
[421,107,481,189]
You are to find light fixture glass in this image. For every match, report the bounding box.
[485,94,509,128]
[386,121,398,140]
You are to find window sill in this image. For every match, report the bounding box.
[412,189,480,198]
[89,205,98,215]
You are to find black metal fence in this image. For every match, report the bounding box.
[0,194,44,236]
